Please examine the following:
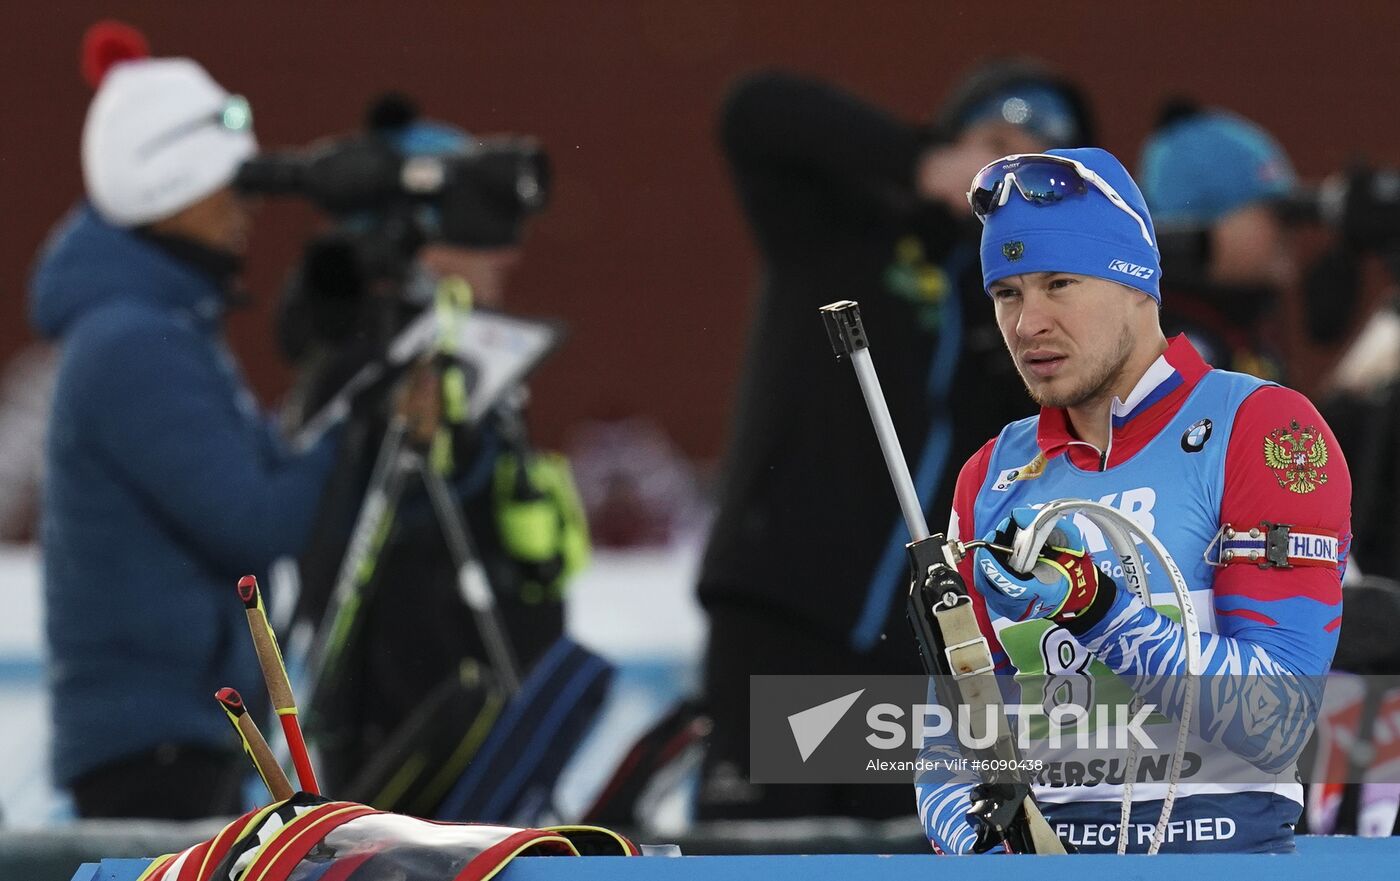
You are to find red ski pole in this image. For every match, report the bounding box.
[237,575,321,795]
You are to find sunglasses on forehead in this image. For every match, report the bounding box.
[967,153,1156,248]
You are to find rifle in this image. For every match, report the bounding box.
[820,300,1065,855]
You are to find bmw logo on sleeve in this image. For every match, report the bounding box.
[1181,418,1213,452]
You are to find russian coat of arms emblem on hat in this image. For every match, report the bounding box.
[1002,240,1024,261]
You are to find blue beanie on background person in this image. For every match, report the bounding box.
[358,93,474,240]
[979,147,1162,302]
[1138,108,1297,227]
[384,116,472,157]
[933,56,1096,148]
[955,84,1082,147]
[367,91,473,156]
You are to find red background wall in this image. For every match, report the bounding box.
[1,1,1394,460]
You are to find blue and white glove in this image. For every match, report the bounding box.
[972,507,1113,624]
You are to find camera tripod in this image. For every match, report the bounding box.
[296,278,564,704]
[303,403,523,720]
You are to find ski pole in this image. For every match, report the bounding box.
[239,575,321,795]
[216,687,294,801]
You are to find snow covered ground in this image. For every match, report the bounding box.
[0,536,708,828]
[0,543,52,827]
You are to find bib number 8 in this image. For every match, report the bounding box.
[1040,626,1094,716]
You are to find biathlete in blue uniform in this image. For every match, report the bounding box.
[916,148,1351,854]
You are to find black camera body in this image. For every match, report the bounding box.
[236,134,550,249]
[243,96,551,364]
[1284,166,1400,252]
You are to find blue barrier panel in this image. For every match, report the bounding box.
[70,858,153,881]
[72,836,1400,881]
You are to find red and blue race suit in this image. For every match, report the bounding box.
[916,336,1350,853]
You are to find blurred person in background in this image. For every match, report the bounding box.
[1138,103,1301,380]
[27,22,343,819]
[273,96,592,805]
[275,96,529,429]
[1302,166,1400,584]
[1323,305,1400,581]
[696,60,1094,820]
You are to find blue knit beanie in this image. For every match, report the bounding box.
[979,147,1162,301]
[385,119,472,157]
[957,84,1081,148]
[1138,110,1295,226]
[355,119,473,238]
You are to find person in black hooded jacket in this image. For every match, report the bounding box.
[696,60,1095,820]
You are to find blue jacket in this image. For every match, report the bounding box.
[31,204,340,786]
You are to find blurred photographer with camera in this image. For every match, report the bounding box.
[1138,103,1303,381]
[261,97,592,807]
[28,24,344,819]
[269,98,544,429]
[1140,105,1400,581]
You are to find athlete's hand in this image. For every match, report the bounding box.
[972,508,1109,623]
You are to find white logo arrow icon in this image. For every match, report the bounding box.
[787,689,865,762]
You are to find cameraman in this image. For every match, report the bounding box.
[278,100,587,796]
[1137,104,1301,380]
[276,105,528,427]
[697,62,1094,820]
[29,29,342,819]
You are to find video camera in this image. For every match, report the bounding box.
[243,95,551,370]
[236,133,549,249]
[1282,165,1400,252]
[1157,164,1400,275]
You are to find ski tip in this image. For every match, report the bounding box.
[215,687,245,713]
[236,575,259,605]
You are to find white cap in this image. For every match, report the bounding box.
[81,57,257,227]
